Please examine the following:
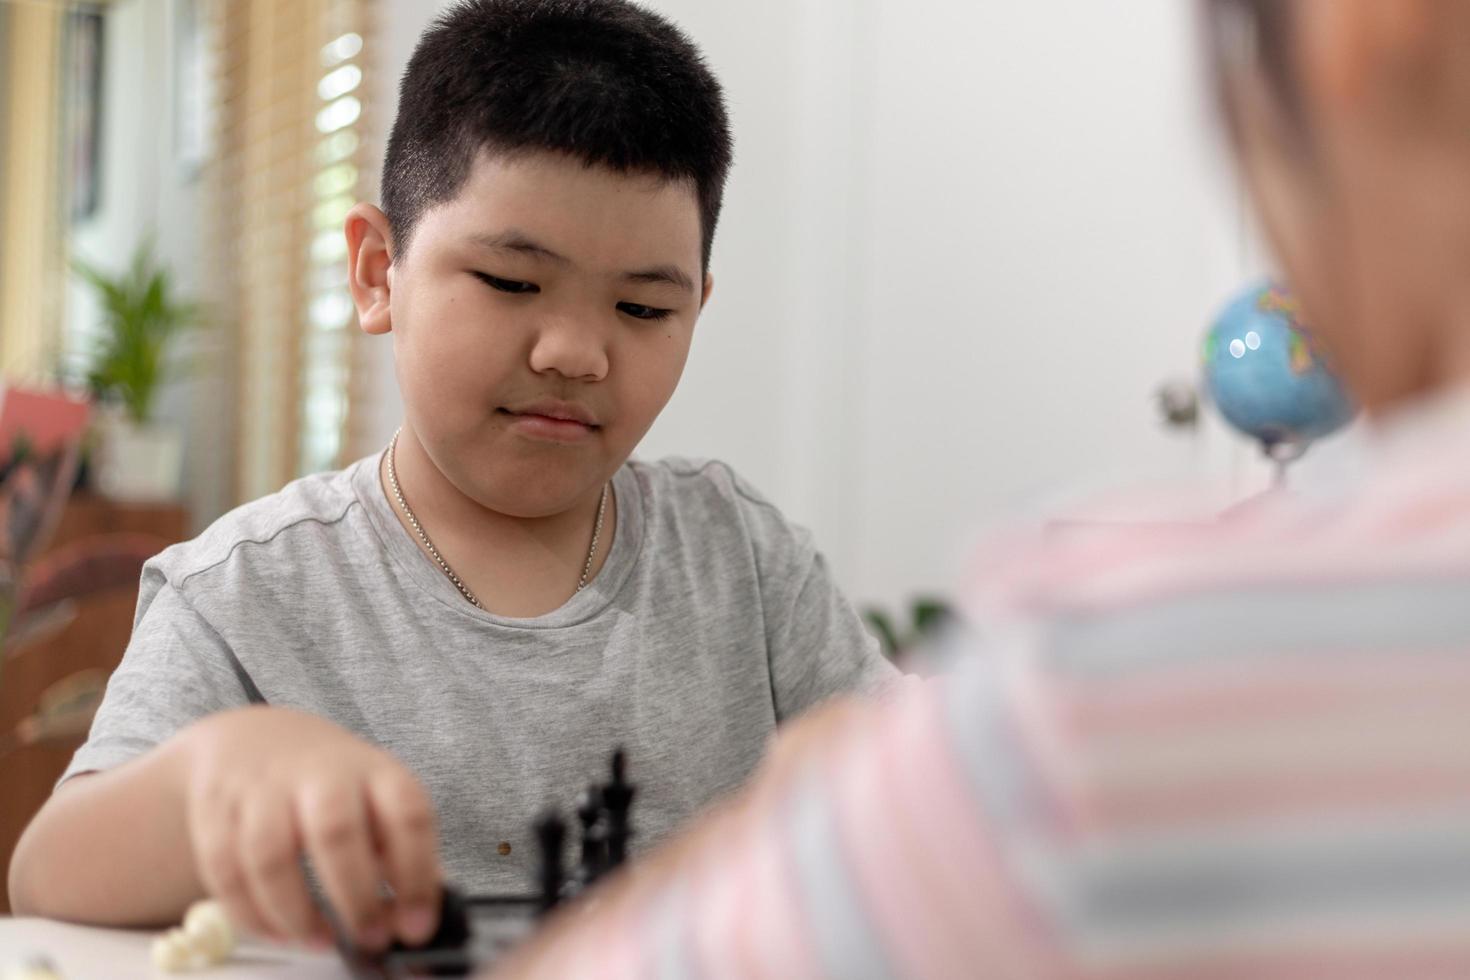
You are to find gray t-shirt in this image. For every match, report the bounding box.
[63,453,894,891]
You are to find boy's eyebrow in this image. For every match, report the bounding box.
[469,229,696,295]
[469,230,569,264]
[624,265,695,294]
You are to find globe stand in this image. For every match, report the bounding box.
[1262,438,1308,488]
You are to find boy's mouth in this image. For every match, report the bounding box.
[499,399,601,442]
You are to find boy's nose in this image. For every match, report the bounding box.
[527,317,610,382]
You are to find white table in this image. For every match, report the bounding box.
[0,918,346,979]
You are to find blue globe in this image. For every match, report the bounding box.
[1202,281,1356,453]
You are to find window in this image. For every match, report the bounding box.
[205,0,372,501]
[299,25,365,475]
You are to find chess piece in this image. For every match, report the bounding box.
[534,812,567,913]
[1,960,63,980]
[429,886,473,950]
[603,748,635,866]
[152,899,236,972]
[385,884,471,958]
[575,785,608,885]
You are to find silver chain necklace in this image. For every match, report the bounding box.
[385,428,608,608]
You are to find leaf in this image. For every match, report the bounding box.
[143,271,167,327]
[863,609,902,660]
[0,668,106,759]
[70,256,128,313]
[0,448,80,569]
[911,599,953,637]
[4,599,78,654]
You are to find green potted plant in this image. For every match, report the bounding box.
[863,596,953,662]
[72,241,200,502]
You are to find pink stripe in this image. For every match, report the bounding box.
[830,687,1068,978]
[962,487,1470,621]
[686,829,759,979]
[1076,765,1470,833]
[1369,488,1470,537]
[685,809,823,980]
[545,901,649,978]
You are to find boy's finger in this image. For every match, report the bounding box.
[238,792,326,942]
[297,779,387,950]
[190,786,271,940]
[366,768,441,944]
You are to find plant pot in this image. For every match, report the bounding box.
[94,414,184,503]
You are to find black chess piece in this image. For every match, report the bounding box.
[575,785,608,885]
[373,884,473,977]
[395,885,471,952]
[534,811,566,913]
[603,748,635,865]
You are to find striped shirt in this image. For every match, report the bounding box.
[514,389,1470,978]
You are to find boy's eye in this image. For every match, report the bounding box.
[617,302,674,321]
[473,272,539,295]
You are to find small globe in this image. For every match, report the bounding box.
[1201,281,1356,455]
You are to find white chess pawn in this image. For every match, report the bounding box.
[0,958,64,980]
[150,930,194,972]
[150,900,236,972]
[183,900,235,960]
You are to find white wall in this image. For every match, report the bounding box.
[852,0,1252,600]
[366,0,1274,611]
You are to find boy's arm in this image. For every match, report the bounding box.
[759,527,899,720]
[9,734,201,924]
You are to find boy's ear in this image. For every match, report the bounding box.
[345,204,395,335]
[700,272,714,312]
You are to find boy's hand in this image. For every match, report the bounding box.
[181,706,441,952]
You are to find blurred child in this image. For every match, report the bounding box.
[496,1,1470,975]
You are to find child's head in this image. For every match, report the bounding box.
[347,0,731,519]
[1206,0,1470,415]
[382,0,732,272]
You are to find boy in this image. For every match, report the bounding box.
[495,0,1470,975]
[7,0,894,954]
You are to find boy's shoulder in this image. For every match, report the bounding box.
[627,455,814,553]
[630,455,774,506]
[153,456,374,589]
[629,455,794,522]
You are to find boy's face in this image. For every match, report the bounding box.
[354,151,710,518]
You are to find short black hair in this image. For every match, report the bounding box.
[382,0,733,271]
